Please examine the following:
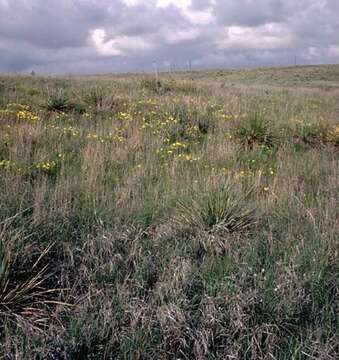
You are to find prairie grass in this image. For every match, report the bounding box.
[0,65,338,359]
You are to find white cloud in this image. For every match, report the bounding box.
[157,0,191,9]
[122,0,147,6]
[90,28,154,57]
[307,46,321,58]
[165,28,200,44]
[157,0,213,25]
[219,23,293,50]
[1,0,339,73]
[90,29,124,56]
[185,8,214,25]
[328,45,339,57]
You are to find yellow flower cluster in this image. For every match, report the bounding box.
[1,153,66,175]
[234,167,275,179]
[174,153,200,162]
[168,141,188,150]
[327,125,339,144]
[141,112,178,134]
[221,114,235,121]
[185,124,203,141]
[16,109,40,122]
[35,160,57,171]
[213,108,234,121]
[33,153,66,173]
[157,141,194,162]
[0,159,17,170]
[137,99,158,106]
[47,124,126,144]
[83,112,92,119]
[235,170,255,179]
[53,112,70,121]
[117,111,132,121]
[86,132,125,143]
[208,103,246,121]
[0,103,40,122]
[48,125,80,137]
[157,141,188,155]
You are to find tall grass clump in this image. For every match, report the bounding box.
[0,219,61,331]
[0,83,7,107]
[139,77,172,94]
[84,86,106,108]
[174,182,256,235]
[297,120,330,146]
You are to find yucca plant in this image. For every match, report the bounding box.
[46,88,69,112]
[174,182,256,235]
[233,112,276,148]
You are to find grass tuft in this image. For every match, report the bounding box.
[174,182,256,235]
[0,221,62,331]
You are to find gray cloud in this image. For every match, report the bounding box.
[0,0,338,74]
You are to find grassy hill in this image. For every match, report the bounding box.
[179,64,339,88]
[0,65,338,359]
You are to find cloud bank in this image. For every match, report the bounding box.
[0,0,338,74]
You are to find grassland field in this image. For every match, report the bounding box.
[0,64,338,359]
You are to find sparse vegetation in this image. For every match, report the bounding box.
[0,65,338,359]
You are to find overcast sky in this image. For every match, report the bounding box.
[1,0,339,74]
